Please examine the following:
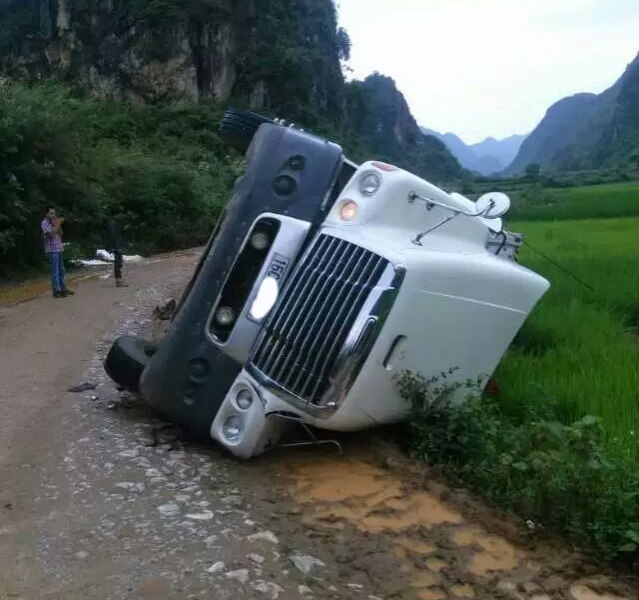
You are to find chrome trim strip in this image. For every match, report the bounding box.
[318,264,405,412]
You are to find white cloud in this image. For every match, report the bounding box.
[337,0,638,143]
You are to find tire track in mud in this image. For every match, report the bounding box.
[271,447,637,600]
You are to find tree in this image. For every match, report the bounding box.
[336,27,351,62]
[525,163,541,180]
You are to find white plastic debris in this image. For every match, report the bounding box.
[73,250,144,267]
[96,249,115,262]
[290,554,326,576]
[72,259,110,267]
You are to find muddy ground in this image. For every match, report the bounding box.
[0,250,637,600]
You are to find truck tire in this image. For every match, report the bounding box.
[104,336,158,393]
[218,109,274,153]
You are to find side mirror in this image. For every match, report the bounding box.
[476,192,511,219]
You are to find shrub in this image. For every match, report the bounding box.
[0,82,238,280]
[398,371,639,562]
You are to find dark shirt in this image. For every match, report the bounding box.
[102,219,123,252]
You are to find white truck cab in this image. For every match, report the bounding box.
[209,161,549,458]
[106,113,548,459]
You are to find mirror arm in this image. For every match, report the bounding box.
[408,192,494,218]
[412,214,458,246]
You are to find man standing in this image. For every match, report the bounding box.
[41,208,74,298]
[103,216,128,287]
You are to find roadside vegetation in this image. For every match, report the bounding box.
[0,82,242,281]
[508,181,639,221]
[0,78,459,283]
[403,183,639,564]
[400,371,639,563]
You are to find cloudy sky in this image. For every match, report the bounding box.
[337,0,639,144]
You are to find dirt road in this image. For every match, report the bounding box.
[0,252,636,600]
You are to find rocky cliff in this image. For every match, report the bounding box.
[0,0,345,120]
[0,0,463,181]
[348,74,463,181]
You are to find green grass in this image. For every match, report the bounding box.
[497,216,639,458]
[403,194,639,559]
[509,181,639,221]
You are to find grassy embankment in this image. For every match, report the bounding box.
[404,181,639,561]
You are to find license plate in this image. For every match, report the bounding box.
[265,253,290,282]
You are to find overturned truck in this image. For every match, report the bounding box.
[105,110,549,458]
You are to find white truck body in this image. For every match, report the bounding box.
[210,162,549,458]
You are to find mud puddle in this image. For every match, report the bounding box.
[269,442,637,600]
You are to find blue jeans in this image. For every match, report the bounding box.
[48,252,66,294]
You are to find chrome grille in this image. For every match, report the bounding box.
[251,235,389,405]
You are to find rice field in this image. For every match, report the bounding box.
[497,186,639,457]
[509,181,639,221]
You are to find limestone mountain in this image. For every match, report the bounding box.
[349,74,463,182]
[0,0,463,182]
[0,0,346,120]
[506,52,639,175]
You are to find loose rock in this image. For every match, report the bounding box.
[253,581,284,599]
[248,531,279,544]
[157,502,180,517]
[290,554,326,576]
[226,569,250,584]
[207,562,226,574]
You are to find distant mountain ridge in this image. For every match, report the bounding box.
[420,127,527,175]
[471,135,528,169]
[505,51,639,175]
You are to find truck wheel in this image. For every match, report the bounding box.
[104,335,158,393]
[218,109,274,153]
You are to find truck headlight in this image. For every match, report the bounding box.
[215,306,235,327]
[359,172,382,196]
[250,232,271,251]
[339,200,359,221]
[250,276,279,320]
[235,387,254,410]
[222,415,243,442]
